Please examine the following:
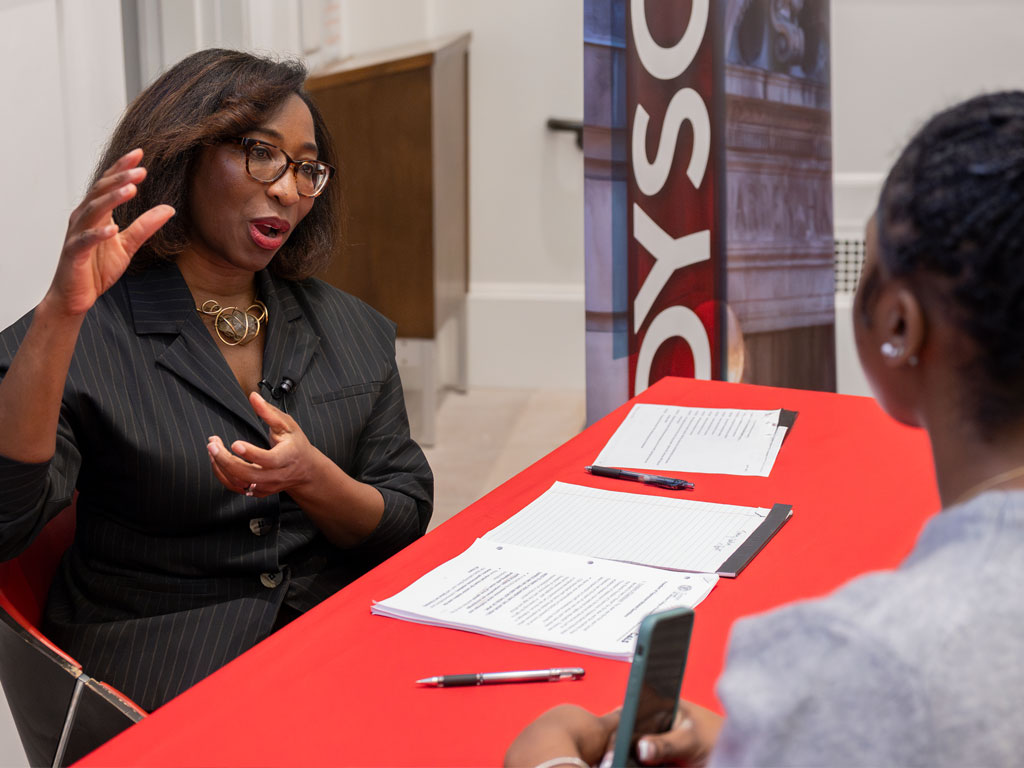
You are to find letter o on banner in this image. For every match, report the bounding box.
[634,305,712,393]
[630,0,709,81]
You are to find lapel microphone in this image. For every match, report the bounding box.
[258,377,297,400]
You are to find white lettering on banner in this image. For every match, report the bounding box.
[630,1,713,392]
[632,204,710,332]
[632,88,710,196]
[635,306,711,393]
[630,0,709,80]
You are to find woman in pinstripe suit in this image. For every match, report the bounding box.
[0,49,432,711]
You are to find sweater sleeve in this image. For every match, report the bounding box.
[709,604,936,768]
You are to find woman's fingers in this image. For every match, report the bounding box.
[208,437,287,493]
[118,204,175,257]
[68,182,138,235]
[635,702,723,767]
[208,448,241,490]
[249,391,294,434]
[89,165,147,199]
[229,440,277,467]
[68,150,146,230]
[64,224,120,260]
[100,148,144,179]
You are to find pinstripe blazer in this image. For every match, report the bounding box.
[0,262,432,710]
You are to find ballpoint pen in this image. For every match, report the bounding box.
[585,465,694,490]
[415,667,585,687]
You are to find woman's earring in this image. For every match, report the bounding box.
[881,341,902,359]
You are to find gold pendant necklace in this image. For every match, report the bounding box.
[196,299,268,346]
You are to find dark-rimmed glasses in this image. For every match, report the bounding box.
[232,137,335,198]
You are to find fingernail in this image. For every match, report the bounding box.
[636,739,655,763]
[208,442,219,457]
[599,750,613,768]
[233,443,246,455]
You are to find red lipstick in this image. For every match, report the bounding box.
[249,217,291,250]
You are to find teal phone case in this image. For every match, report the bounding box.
[610,607,694,767]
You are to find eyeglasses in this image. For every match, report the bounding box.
[232,137,335,198]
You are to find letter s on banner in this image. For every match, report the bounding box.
[630,0,709,80]
[632,87,711,197]
[635,306,712,393]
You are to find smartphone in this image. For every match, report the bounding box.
[611,607,694,767]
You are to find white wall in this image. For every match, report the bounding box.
[831,0,1024,239]
[430,0,585,389]
[830,0,1024,396]
[0,0,126,330]
[329,0,587,389]
[338,0,430,57]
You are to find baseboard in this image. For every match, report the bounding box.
[467,282,585,389]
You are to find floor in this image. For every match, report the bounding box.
[0,387,586,766]
[419,388,587,531]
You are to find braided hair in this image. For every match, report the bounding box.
[876,91,1024,437]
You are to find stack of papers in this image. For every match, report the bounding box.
[372,405,796,660]
[371,540,718,660]
[594,405,794,476]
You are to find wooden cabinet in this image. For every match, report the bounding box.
[305,33,470,444]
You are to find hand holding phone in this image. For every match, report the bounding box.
[610,607,694,767]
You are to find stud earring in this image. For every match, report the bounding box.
[881,341,902,359]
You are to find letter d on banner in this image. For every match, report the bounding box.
[635,306,711,393]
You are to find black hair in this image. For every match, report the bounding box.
[876,91,1024,437]
[94,48,339,280]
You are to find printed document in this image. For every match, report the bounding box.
[372,539,718,660]
[593,404,788,476]
[483,481,774,574]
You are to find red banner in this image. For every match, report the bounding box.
[627,0,722,394]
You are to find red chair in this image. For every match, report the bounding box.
[0,505,146,767]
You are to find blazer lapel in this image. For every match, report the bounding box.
[258,270,319,400]
[125,263,267,437]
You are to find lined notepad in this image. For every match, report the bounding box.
[482,482,792,577]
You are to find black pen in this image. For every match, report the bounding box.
[585,465,694,491]
[416,667,585,687]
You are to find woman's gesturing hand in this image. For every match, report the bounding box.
[206,391,324,498]
[48,148,174,317]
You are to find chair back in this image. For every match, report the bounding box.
[0,504,146,767]
[0,505,77,656]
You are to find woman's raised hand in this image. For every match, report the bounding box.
[47,148,174,316]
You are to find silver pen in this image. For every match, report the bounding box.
[415,667,586,687]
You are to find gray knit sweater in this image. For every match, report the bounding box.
[710,490,1024,767]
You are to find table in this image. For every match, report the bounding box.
[79,378,938,767]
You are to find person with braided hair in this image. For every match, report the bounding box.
[506,91,1024,767]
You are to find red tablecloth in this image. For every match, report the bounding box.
[78,378,938,767]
